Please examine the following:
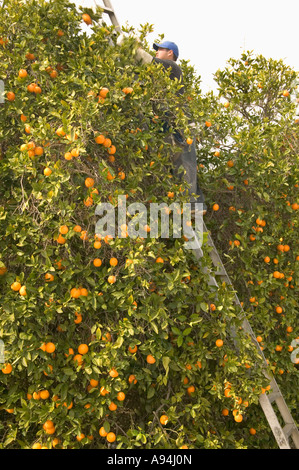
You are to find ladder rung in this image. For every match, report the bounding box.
[268,391,282,404]
[102,6,114,13]
[214,269,228,277]
[283,424,297,439]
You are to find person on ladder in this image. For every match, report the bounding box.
[117,35,207,216]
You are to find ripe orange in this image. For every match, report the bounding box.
[264,256,270,263]
[32,443,42,449]
[2,363,12,374]
[273,271,281,279]
[215,339,223,347]
[93,258,102,267]
[45,342,55,353]
[78,344,88,355]
[106,432,116,443]
[128,374,137,384]
[34,146,43,156]
[11,281,21,291]
[146,354,156,364]
[19,285,27,296]
[40,390,50,399]
[212,203,219,211]
[70,287,81,298]
[25,52,35,60]
[64,152,72,161]
[76,433,85,442]
[128,345,138,354]
[71,148,79,157]
[82,13,92,25]
[160,415,169,425]
[45,273,54,282]
[187,385,195,395]
[122,87,133,94]
[108,145,116,155]
[95,134,105,144]
[109,368,119,378]
[44,167,52,176]
[99,87,109,98]
[85,177,95,188]
[249,428,256,435]
[6,91,15,101]
[18,69,28,78]
[59,225,69,235]
[79,287,88,297]
[108,275,116,284]
[256,336,263,343]
[234,414,243,423]
[73,354,83,365]
[84,196,93,207]
[43,420,54,431]
[43,421,55,434]
[276,306,283,314]
[100,386,109,396]
[109,257,118,267]
[99,427,108,437]
[117,392,125,401]
[222,408,229,416]
[27,83,36,93]
[108,402,117,411]
[186,137,193,145]
[205,120,212,127]
[103,138,112,148]
[155,257,164,263]
[89,379,98,388]
[0,266,7,275]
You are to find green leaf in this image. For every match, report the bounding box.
[112,336,124,349]
[162,356,170,376]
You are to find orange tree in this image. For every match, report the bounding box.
[196,51,299,430]
[0,0,293,449]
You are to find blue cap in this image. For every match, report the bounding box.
[153,41,179,59]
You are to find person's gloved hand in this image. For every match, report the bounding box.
[117,33,153,64]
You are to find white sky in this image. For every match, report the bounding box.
[77,0,299,93]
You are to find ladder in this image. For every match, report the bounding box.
[92,0,299,450]
[93,0,121,33]
[185,217,299,449]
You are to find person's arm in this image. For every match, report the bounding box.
[135,47,153,64]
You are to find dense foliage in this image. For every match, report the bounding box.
[0,0,298,449]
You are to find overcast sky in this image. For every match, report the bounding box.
[77,0,299,93]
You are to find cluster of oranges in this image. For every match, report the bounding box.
[10,281,27,296]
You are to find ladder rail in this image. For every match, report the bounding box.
[94,0,121,32]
